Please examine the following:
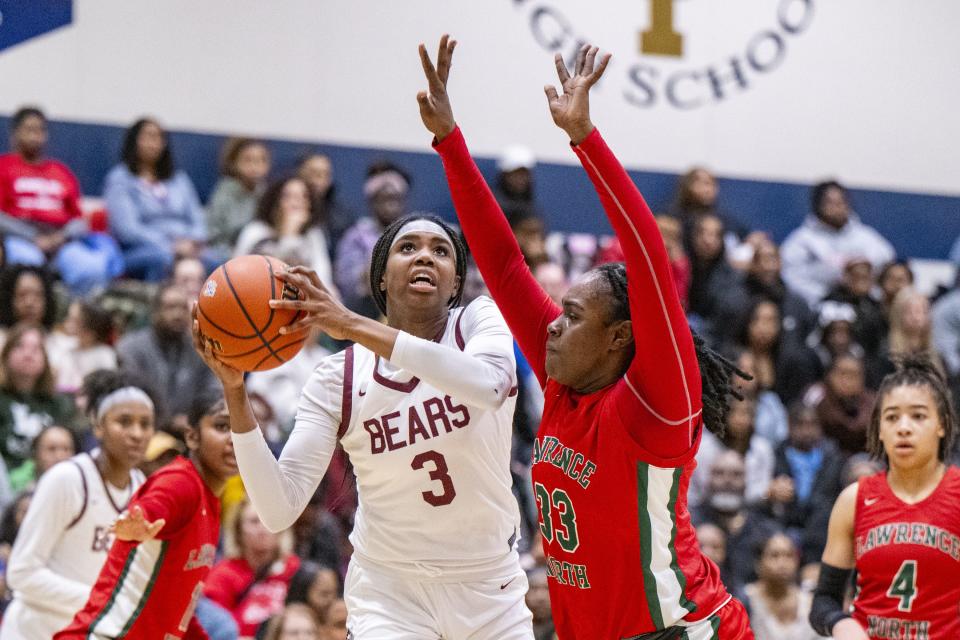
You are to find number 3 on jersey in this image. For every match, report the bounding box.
[411,450,456,506]
[534,482,580,552]
[886,560,918,612]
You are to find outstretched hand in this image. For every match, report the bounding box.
[544,44,611,144]
[271,266,356,341]
[111,506,165,542]
[417,34,457,141]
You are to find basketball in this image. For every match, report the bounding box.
[196,255,308,372]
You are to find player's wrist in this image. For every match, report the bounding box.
[566,122,595,146]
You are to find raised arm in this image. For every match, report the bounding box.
[548,46,702,446]
[418,35,559,386]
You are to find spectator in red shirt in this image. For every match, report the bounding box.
[204,498,300,637]
[0,107,122,295]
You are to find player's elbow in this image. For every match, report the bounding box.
[259,511,297,534]
[5,559,32,592]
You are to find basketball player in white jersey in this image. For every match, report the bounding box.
[194,213,534,639]
[1,370,154,639]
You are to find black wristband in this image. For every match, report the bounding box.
[810,562,854,636]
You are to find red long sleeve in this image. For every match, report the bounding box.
[434,128,559,388]
[572,130,702,453]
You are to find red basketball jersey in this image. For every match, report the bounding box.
[55,457,221,639]
[852,467,960,639]
[434,125,734,639]
[531,385,729,639]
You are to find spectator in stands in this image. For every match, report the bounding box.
[105,117,209,281]
[206,137,271,257]
[877,260,914,325]
[692,395,775,507]
[0,107,123,295]
[668,167,749,240]
[822,257,885,358]
[46,300,117,393]
[297,152,355,252]
[7,424,76,493]
[780,180,895,307]
[696,523,746,602]
[116,282,218,426]
[508,208,549,267]
[205,498,301,637]
[262,603,320,640]
[802,353,874,457]
[932,281,960,389]
[285,561,341,624]
[320,599,348,640]
[525,566,556,640]
[0,491,32,569]
[287,489,345,573]
[691,450,779,588]
[731,348,788,445]
[0,265,56,341]
[493,144,545,223]
[805,300,865,378]
[744,532,819,640]
[235,176,337,293]
[172,255,206,303]
[0,324,73,469]
[717,238,813,349]
[870,286,942,386]
[733,298,818,405]
[840,452,884,487]
[687,213,739,334]
[533,261,569,307]
[334,161,410,317]
[768,403,843,565]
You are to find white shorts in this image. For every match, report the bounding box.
[344,560,534,640]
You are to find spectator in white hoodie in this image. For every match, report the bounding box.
[780,180,894,308]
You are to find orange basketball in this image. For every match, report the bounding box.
[196,255,308,372]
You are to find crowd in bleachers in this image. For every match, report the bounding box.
[1,104,959,639]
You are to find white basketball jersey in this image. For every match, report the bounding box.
[338,303,521,580]
[0,452,144,639]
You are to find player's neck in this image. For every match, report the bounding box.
[95,451,132,489]
[887,458,945,503]
[190,455,228,497]
[387,310,448,341]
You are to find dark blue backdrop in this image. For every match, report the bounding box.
[1,115,957,260]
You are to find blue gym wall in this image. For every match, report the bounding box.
[2,115,957,261]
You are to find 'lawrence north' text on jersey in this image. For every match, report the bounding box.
[852,467,960,640]
[436,126,734,638]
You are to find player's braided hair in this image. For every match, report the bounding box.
[593,262,749,438]
[868,353,956,462]
[369,213,467,316]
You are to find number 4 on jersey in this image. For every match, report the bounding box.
[886,560,918,612]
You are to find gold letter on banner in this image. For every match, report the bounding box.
[640,0,683,57]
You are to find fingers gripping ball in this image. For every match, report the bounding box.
[197,255,307,371]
